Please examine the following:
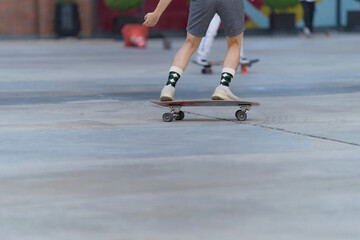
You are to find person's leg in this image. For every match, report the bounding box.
[212,33,243,100]
[308,2,315,33]
[301,1,307,27]
[223,34,243,70]
[302,2,311,35]
[196,14,221,65]
[160,32,202,101]
[212,0,245,100]
[305,2,311,31]
[160,0,215,101]
[239,36,251,64]
[172,33,203,70]
[239,37,249,64]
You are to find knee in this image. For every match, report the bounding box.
[227,34,243,48]
[227,39,241,49]
[184,36,201,51]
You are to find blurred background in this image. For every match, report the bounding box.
[0,0,359,39]
[1,2,360,240]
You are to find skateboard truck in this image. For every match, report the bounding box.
[202,65,213,74]
[236,105,251,121]
[162,105,185,122]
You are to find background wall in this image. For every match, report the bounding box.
[244,0,360,29]
[0,0,94,37]
[0,0,359,37]
[98,0,360,32]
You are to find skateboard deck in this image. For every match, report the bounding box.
[192,59,259,74]
[150,99,260,122]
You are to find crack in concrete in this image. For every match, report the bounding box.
[184,110,360,147]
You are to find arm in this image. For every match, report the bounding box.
[143,0,172,27]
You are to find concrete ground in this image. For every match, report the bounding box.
[1,32,360,240]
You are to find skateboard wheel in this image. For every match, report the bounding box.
[174,111,185,120]
[241,66,248,74]
[202,68,213,74]
[235,110,247,121]
[163,38,172,50]
[162,112,174,122]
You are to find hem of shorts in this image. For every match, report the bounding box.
[186,28,206,38]
[225,28,246,37]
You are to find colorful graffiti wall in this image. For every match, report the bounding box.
[245,0,360,29]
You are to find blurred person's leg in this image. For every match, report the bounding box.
[240,38,250,64]
[308,2,315,33]
[301,1,312,36]
[196,14,221,65]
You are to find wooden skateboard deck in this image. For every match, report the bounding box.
[192,59,259,74]
[150,99,260,122]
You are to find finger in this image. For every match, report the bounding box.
[144,20,151,27]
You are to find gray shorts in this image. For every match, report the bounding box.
[186,0,245,37]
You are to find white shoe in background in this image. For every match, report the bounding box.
[195,55,210,66]
[240,57,250,65]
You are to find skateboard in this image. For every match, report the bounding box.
[193,58,259,75]
[150,99,260,122]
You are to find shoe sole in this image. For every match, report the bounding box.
[212,93,239,101]
[211,95,225,100]
[160,96,173,101]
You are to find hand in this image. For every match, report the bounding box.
[143,12,160,27]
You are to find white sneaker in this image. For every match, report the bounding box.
[240,57,250,65]
[304,27,311,38]
[212,85,240,100]
[160,85,175,101]
[195,55,209,66]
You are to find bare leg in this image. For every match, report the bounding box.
[223,33,243,70]
[160,32,202,101]
[211,33,244,101]
[171,32,203,70]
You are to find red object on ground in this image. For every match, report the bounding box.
[122,24,148,48]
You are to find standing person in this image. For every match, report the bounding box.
[143,0,245,101]
[195,13,250,66]
[300,0,316,37]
